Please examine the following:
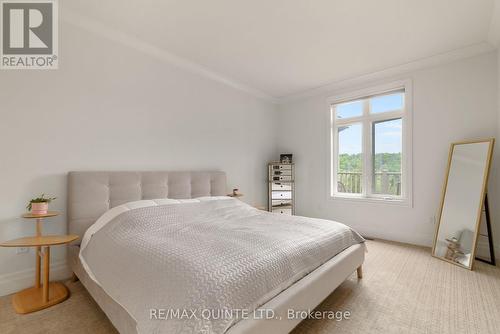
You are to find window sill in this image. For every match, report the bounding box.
[329,194,412,207]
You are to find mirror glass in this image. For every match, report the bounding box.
[432,140,494,269]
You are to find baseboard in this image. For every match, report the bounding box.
[0,261,72,297]
[355,226,434,248]
[360,228,500,263]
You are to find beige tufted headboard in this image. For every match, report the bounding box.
[67,171,227,243]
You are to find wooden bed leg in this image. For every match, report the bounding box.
[356,266,363,279]
[71,272,79,282]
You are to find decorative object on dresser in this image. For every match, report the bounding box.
[280,154,293,164]
[0,211,78,314]
[268,161,295,215]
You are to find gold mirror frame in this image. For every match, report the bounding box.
[432,138,495,270]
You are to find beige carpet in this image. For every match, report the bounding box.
[1,240,500,334]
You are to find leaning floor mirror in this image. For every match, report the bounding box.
[432,138,495,270]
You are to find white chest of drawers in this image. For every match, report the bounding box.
[268,162,295,215]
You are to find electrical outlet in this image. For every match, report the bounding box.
[429,216,436,225]
[16,247,29,254]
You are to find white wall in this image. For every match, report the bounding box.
[0,22,277,295]
[276,52,498,249]
[1,20,499,298]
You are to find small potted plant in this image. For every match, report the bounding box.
[27,194,57,215]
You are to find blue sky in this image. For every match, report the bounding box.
[337,94,403,154]
[371,94,403,114]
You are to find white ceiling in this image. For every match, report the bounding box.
[64,0,496,99]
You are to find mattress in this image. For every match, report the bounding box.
[79,197,364,334]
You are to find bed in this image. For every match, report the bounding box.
[67,171,365,334]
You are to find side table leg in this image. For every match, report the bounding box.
[35,246,41,288]
[43,246,50,302]
[35,218,42,289]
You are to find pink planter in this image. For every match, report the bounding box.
[31,202,48,215]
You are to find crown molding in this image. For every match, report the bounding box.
[60,8,496,106]
[277,42,496,104]
[61,8,277,103]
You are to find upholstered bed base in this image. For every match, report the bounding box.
[68,243,365,334]
[68,245,136,334]
[67,171,365,333]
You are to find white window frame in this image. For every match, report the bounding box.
[327,79,413,206]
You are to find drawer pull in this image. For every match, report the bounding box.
[272,165,292,170]
[272,191,292,200]
[271,183,292,191]
[272,200,292,206]
[272,171,292,176]
[272,208,292,215]
[273,176,292,181]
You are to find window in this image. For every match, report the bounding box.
[329,81,412,204]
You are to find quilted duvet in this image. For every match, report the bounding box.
[80,197,364,334]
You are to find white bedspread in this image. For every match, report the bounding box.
[80,197,364,334]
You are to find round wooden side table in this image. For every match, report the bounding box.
[0,212,78,314]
